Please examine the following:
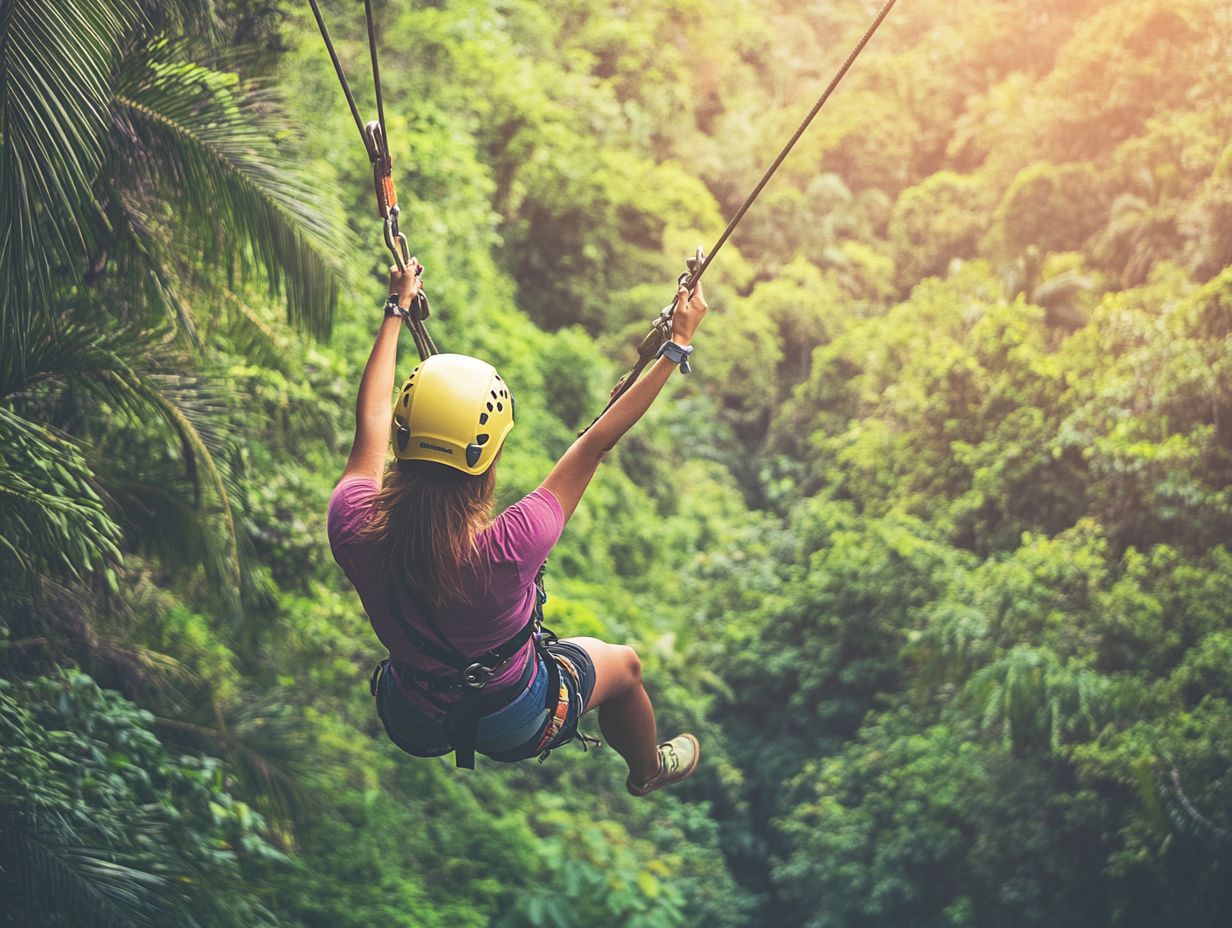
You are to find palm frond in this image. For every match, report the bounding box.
[0,680,196,928]
[214,284,289,367]
[110,42,348,337]
[155,690,308,826]
[0,407,123,586]
[1162,764,1232,844]
[0,0,140,344]
[136,0,220,37]
[2,313,243,608]
[0,811,181,928]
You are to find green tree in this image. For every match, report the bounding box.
[889,172,988,289]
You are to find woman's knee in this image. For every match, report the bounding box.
[617,644,643,687]
[567,637,643,697]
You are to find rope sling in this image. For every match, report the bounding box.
[306,0,438,361]
[305,0,899,389]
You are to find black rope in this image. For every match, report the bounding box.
[305,0,367,148]
[364,0,390,159]
[688,0,900,289]
[582,0,900,433]
[307,1,441,360]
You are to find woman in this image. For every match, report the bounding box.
[328,259,708,795]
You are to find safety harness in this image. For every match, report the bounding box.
[378,567,563,769]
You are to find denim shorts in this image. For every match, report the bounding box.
[374,639,596,763]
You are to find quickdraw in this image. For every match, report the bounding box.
[306,0,437,360]
[582,0,901,433]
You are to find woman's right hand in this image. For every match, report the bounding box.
[671,279,708,344]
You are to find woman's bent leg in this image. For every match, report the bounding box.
[563,637,659,784]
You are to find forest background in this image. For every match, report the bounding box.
[2,0,1230,925]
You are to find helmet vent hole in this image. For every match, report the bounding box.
[486,401,494,412]
[491,390,498,399]
[479,413,489,425]
[496,402,503,412]
[476,434,490,445]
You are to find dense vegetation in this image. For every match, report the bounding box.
[2,0,1229,925]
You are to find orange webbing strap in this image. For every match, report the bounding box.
[534,653,580,757]
[363,121,397,217]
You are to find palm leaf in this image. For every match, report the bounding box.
[2,313,243,607]
[0,407,123,585]
[0,0,139,345]
[1,811,182,928]
[155,690,308,827]
[109,42,347,337]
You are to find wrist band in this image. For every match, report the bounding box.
[384,294,406,319]
[656,340,694,374]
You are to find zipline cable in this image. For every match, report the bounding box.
[582,0,901,432]
[364,0,390,158]
[688,0,900,289]
[306,0,899,378]
[305,0,367,146]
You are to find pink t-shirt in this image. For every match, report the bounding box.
[327,477,564,715]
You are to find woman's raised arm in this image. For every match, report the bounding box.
[341,262,424,483]
[542,280,709,522]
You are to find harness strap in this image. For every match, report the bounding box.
[383,582,537,684]
[447,638,561,770]
[382,567,552,768]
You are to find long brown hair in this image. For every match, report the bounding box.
[361,458,498,609]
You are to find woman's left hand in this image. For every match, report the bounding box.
[389,259,424,309]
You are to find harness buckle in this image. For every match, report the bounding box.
[462,662,493,689]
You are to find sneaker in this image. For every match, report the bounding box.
[626,734,701,797]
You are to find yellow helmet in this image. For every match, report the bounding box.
[391,354,514,475]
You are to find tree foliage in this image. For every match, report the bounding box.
[2,0,1230,925]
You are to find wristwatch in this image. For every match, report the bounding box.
[656,340,694,374]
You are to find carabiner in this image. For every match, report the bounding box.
[384,208,410,271]
[682,246,705,288]
[462,663,493,689]
[661,247,707,321]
